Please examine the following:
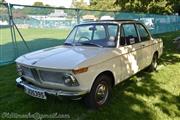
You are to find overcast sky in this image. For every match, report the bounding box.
[5,0,73,8]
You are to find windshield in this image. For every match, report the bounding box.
[64,24,118,47]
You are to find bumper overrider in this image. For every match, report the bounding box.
[16,77,88,100]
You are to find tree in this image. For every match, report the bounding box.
[90,0,119,11]
[72,0,179,15]
[33,2,44,6]
[170,0,180,15]
[71,0,88,9]
[114,0,173,14]
[0,0,5,3]
[22,2,54,15]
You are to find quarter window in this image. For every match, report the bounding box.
[120,24,139,46]
[137,24,150,42]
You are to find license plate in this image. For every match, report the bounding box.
[25,87,46,99]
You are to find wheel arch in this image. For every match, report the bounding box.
[154,51,159,58]
[93,70,115,88]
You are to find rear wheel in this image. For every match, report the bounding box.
[84,74,112,109]
[148,53,158,72]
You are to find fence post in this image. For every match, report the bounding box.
[6,3,18,59]
[76,9,80,24]
[10,4,19,57]
[114,11,118,20]
[176,15,178,31]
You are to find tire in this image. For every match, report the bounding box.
[148,53,158,72]
[84,74,112,109]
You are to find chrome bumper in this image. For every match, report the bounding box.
[16,77,87,97]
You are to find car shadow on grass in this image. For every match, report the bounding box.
[154,32,180,65]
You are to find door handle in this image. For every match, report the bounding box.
[142,44,146,47]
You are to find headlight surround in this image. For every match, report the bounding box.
[16,64,22,76]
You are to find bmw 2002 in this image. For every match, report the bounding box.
[16,20,163,109]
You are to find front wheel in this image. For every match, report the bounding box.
[84,74,112,109]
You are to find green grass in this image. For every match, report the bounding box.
[0,28,70,44]
[0,31,180,120]
[0,28,70,64]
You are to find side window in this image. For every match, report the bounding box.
[120,24,139,46]
[137,24,150,42]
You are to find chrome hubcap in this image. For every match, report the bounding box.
[95,82,108,105]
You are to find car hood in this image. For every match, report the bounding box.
[16,45,116,70]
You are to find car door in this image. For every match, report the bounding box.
[118,23,141,81]
[136,23,153,69]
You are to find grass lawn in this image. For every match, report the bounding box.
[0,30,180,120]
[0,28,70,64]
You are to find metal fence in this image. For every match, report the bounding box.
[0,3,180,66]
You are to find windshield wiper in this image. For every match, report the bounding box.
[64,42,73,46]
[80,42,103,48]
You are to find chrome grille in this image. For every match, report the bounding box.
[39,70,64,84]
[20,66,66,84]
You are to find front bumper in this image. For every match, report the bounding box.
[16,77,88,98]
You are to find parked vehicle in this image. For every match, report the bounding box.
[16,20,163,109]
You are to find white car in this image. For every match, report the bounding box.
[16,20,163,109]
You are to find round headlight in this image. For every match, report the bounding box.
[63,73,79,86]
[64,77,71,84]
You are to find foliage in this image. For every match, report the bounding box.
[0,0,5,3]
[72,0,88,9]
[171,0,180,14]
[22,7,54,15]
[33,2,44,6]
[115,0,173,14]
[73,0,180,14]
[0,1,8,20]
[21,2,54,15]
[90,0,120,11]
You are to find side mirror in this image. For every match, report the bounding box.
[89,26,97,31]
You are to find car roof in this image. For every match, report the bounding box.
[99,19,136,22]
[78,20,142,25]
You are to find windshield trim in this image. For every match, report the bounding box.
[64,23,119,48]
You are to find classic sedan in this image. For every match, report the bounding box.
[16,20,163,109]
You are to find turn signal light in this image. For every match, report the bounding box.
[73,67,88,74]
